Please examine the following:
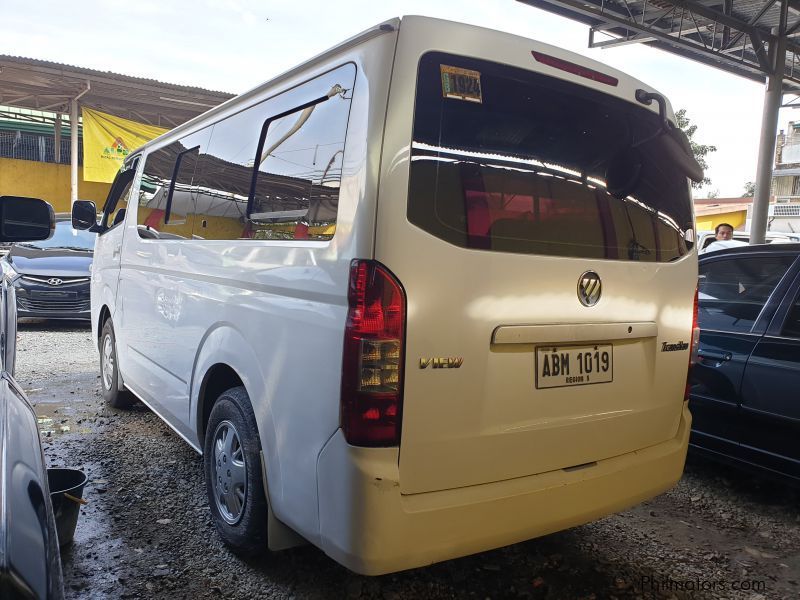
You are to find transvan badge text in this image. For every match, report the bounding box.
[661,341,689,352]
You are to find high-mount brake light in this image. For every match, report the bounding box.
[341,260,406,446]
[532,51,619,87]
[685,287,700,402]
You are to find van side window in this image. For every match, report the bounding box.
[191,63,355,241]
[248,92,350,241]
[184,108,262,240]
[698,255,796,333]
[137,128,213,239]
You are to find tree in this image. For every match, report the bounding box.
[742,181,755,197]
[675,109,716,189]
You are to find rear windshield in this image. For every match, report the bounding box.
[408,52,694,262]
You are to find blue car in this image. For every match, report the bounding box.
[690,243,800,483]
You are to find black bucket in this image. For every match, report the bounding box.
[47,468,88,547]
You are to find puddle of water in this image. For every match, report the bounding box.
[35,404,83,436]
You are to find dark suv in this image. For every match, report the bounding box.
[690,243,800,483]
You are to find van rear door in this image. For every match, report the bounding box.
[376,38,697,495]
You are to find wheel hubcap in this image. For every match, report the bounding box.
[101,334,114,391]
[212,420,247,525]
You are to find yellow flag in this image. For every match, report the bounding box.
[82,107,169,183]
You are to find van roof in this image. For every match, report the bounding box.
[127,15,667,161]
[127,17,398,160]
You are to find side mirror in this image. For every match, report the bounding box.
[72,200,99,231]
[0,196,55,242]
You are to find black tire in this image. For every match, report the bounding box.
[99,319,134,409]
[203,386,268,556]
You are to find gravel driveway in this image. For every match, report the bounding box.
[18,321,800,599]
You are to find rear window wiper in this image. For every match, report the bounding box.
[633,89,704,184]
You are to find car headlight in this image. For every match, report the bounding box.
[1,260,19,282]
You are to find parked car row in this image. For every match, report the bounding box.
[2,15,798,599]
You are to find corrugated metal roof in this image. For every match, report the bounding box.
[0,54,235,128]
[0,55,230,96]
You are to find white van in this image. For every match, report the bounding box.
[73,16,701,575]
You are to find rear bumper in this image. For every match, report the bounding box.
[316,403,691,575]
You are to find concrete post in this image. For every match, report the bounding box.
[70,98,79,207]
[54,113,61,164]
[69,83,90,208]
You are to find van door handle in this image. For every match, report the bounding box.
[112,245,121,258]
[697,349,732,363]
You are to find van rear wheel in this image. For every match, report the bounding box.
[100,319,134,409]
[203,386,268,556]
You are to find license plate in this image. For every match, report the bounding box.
[535,344,613,389]
[32,290,77,299]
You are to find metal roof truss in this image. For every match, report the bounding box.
[519,0,800,91]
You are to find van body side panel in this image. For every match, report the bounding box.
[113,31,397,542]
[118,239,198,441]
[376,17,696,495]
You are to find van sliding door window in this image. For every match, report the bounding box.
[408,52,694,262]
[248,87,351,241]
[136,128,212,240]
[189,63,355,241]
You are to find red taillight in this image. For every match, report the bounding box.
[532,51,619,87]
[341,260,406,446]
[685,286,700,401]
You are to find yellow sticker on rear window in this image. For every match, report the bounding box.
[440,65,482,103]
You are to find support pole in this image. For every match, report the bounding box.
[54,113,61,164]
[70,98,79,207]
[751,25,786,244]
[69,83,91,208]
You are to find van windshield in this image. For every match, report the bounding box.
[408,52,694,262]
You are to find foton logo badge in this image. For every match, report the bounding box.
[419,357,463,369]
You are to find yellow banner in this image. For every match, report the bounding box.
[82,107,168,183]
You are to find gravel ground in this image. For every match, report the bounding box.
[17,320,800,600]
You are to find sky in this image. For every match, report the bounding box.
[0,0,795,197]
